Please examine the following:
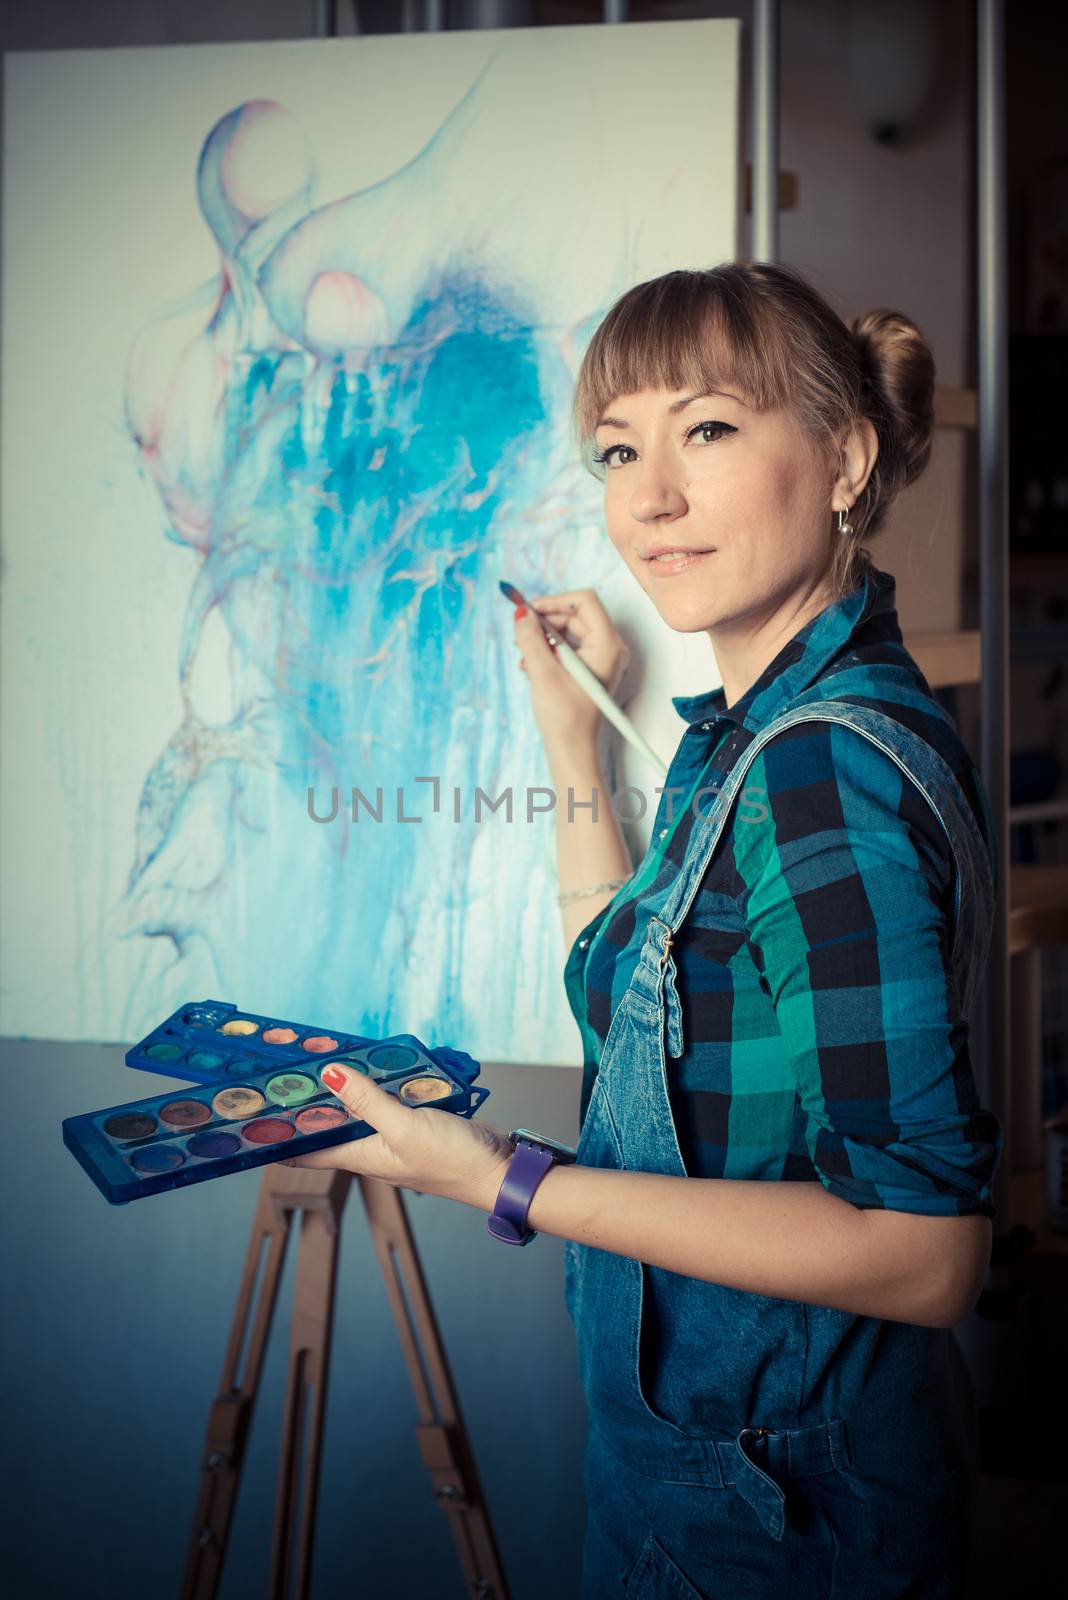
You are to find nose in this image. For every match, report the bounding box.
[628,457,688,524]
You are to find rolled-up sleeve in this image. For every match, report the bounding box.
[733,722,1002,1219]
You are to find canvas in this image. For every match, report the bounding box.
[0,22,739,1063]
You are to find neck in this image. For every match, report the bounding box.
[710,573,836,710]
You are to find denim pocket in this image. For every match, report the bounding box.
[575,1075,623,1169]
[625,1532,711,1600]
[633,1262,807,1437]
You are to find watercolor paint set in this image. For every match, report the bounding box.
[121,998,471,1089]
[64,1027,489,1204]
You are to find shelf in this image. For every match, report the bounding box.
[904,629,980,687]
[909,622,1068,675]
[1009,864,1068,954]
[933,386,977,428]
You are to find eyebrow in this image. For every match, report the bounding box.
[595,390,747,429]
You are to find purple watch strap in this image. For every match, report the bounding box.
[487,1141,555,1245]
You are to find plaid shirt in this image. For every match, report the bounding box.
[563,563,1002,1218]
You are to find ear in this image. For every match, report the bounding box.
[831,418,879,515]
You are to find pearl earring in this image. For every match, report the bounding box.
[836,509,854,537]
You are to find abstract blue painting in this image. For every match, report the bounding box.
[1,24,739,1061]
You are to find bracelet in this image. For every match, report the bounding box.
[556,876,630,906]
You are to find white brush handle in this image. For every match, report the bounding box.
[552,637,669,777]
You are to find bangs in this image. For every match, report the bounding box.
[571,269,823,461]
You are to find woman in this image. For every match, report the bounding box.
[291,263,1002,1598]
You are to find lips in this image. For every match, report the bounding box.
[642,547,716,561]
[642,547,717,578]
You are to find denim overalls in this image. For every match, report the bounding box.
[564,684,997,1600]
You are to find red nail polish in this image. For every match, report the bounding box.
[513,605,526,620]
[321,1066,345,1090]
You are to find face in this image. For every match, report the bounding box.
[592,385,836,637]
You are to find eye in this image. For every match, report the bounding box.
[588,441,639,467]
[686,420,736,446]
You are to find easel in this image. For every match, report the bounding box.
[180,1163,509,1600]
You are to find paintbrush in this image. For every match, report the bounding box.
[500,579,668,777]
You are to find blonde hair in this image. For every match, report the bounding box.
[571,262,936,600]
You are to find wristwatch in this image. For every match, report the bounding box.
[487,1129,578,1246]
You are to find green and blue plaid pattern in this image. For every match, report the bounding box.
[564,563,1001,1217]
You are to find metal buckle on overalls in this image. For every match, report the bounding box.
[648,916,675,971]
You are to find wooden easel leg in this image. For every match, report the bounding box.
[180,1166,351,1600]
[267,1168,351,1600]
[358,1176,511,1600]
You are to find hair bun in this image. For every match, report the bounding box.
[851,309,936,488]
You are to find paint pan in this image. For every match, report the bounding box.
[212,1086,266,1120]
[103,1111,157,1142]
[265,1073,317,1108]
[130,1146,186,1174]
[158,1098,212,1129]
[145,1042,184,1063]
[262,1027,298,1045]
[187,1050,229,1072]
[182,1008,227,1029]
[241,1118,297,1146]
[364,1043,422,1076]
[294,1105,348,1134]
[186,1131,241,1159]
[397,1075,456,1106]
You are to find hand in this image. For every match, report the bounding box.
[513,588,630,751]
[281,1062,516,1212]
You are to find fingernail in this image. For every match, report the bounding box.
[321,1066,345,1090]
[513,605,526,620]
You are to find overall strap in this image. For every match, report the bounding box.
[630,697,996,1056]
